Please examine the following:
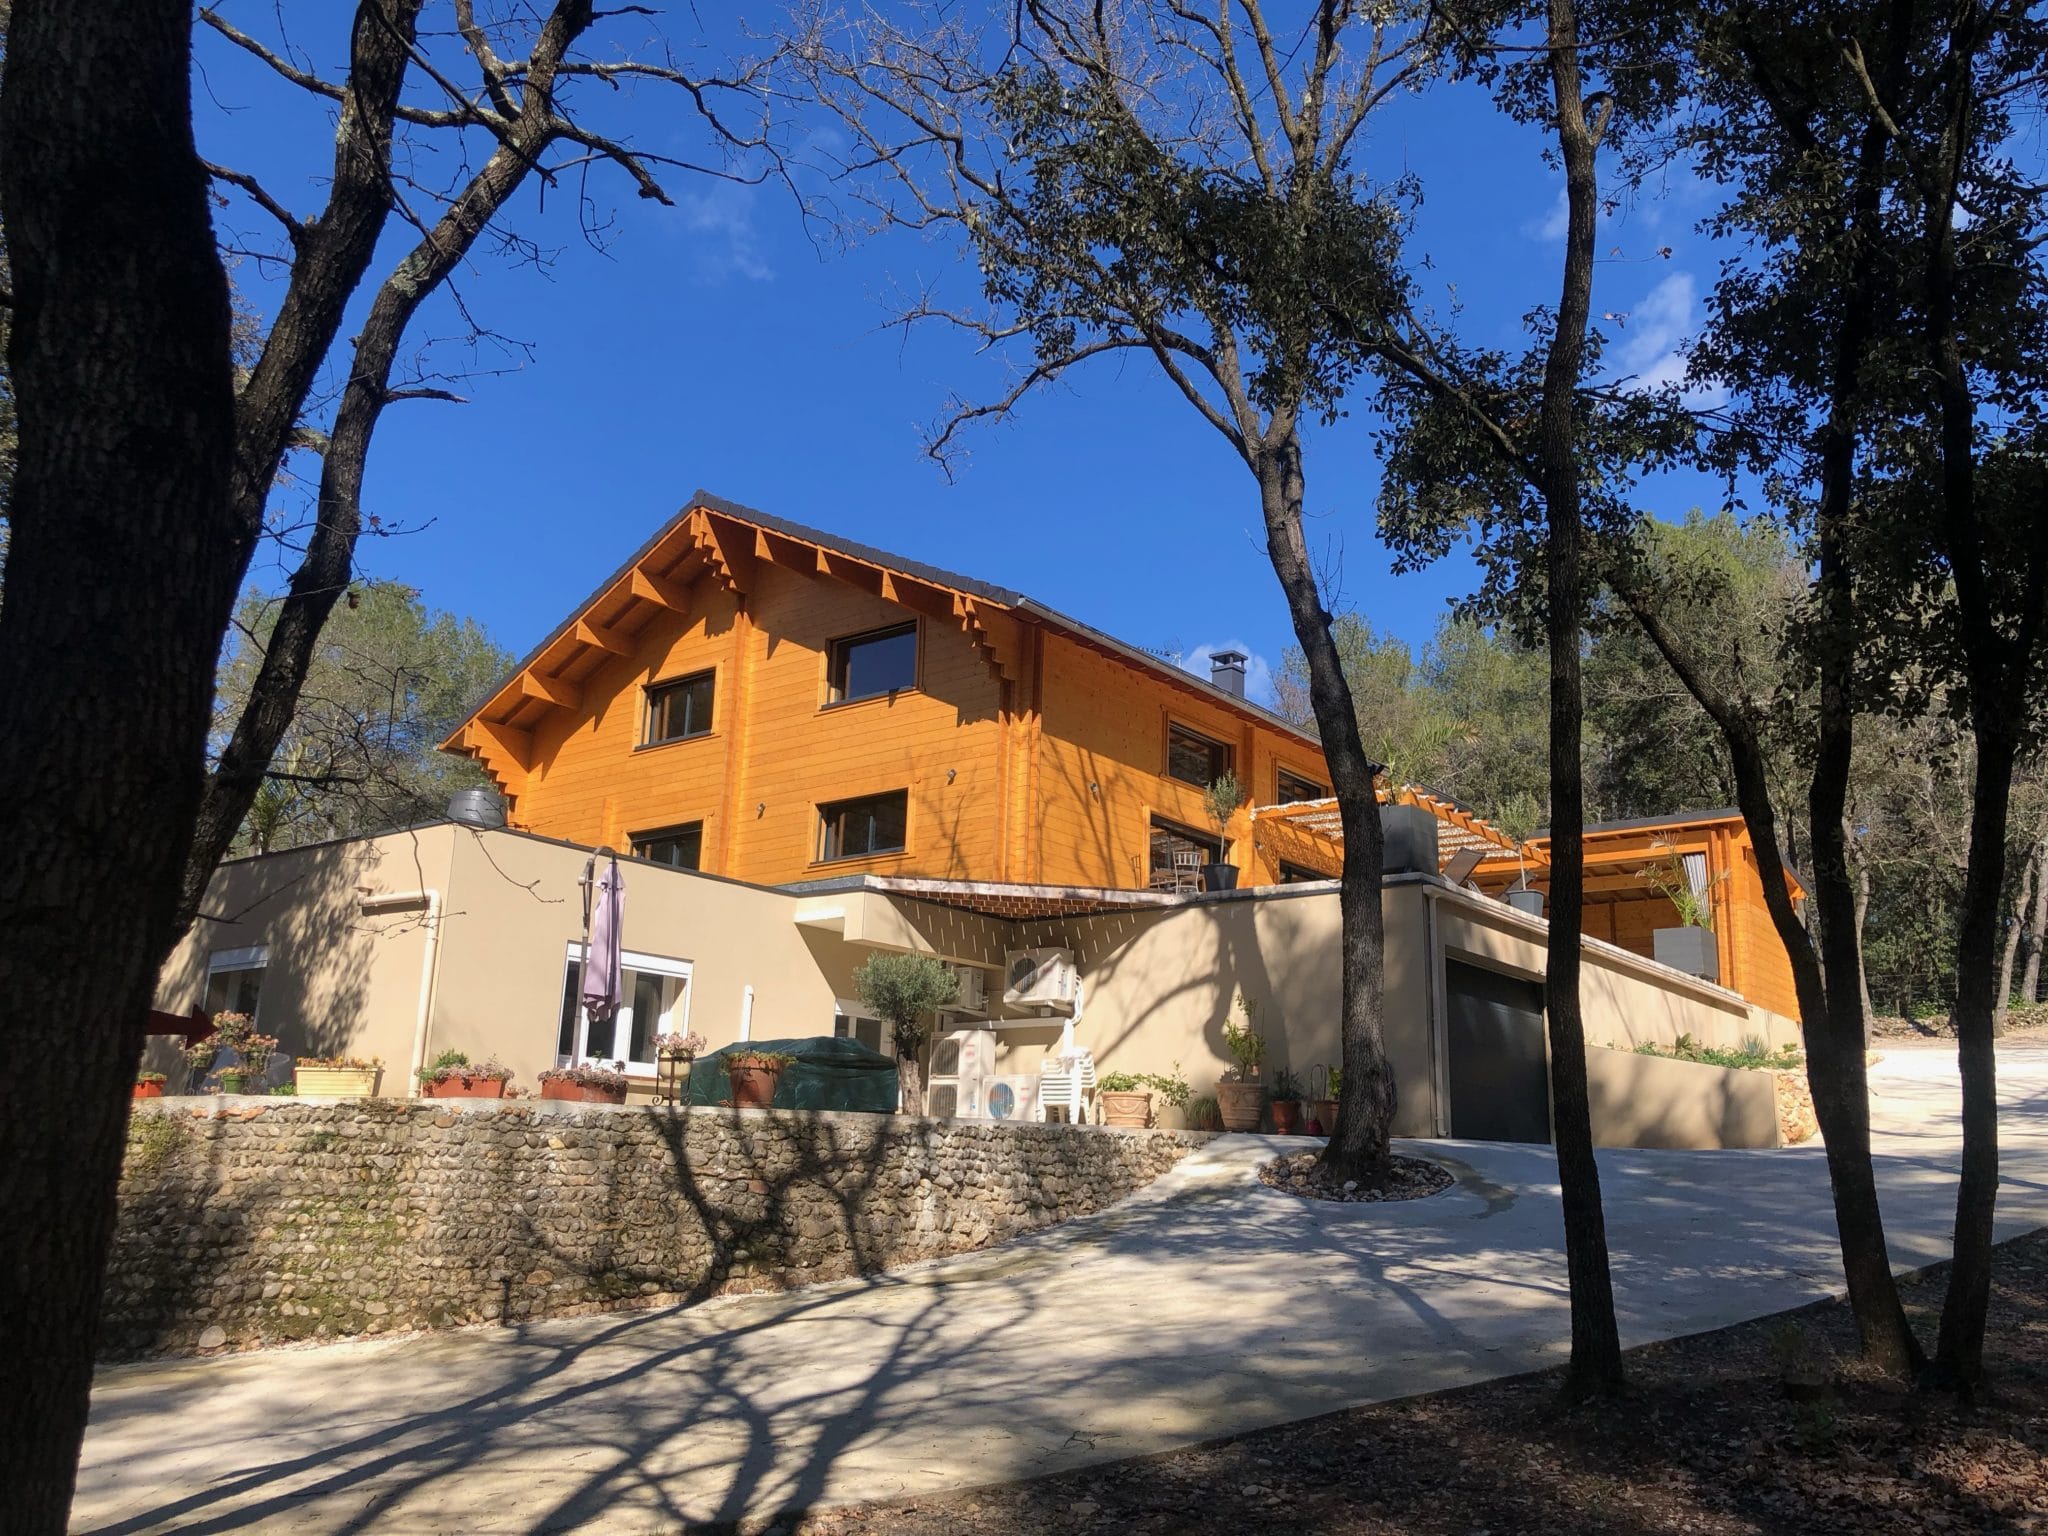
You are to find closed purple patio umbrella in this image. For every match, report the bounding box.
[581,852,626,1028]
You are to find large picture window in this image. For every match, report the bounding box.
[833,1001,891,1057]
[818,789,909,861]
[1166,722,1232,787]
[556,944,692,1076]
[827,623,918,703]
[644,670,715,745]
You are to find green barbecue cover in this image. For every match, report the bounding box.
[685,1036,900,1113]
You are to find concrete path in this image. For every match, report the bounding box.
[75,1044,2048,1535]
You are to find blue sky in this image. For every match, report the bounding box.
[195,9,1729,706]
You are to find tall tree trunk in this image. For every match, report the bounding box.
[1256,435,1395,1183]
[1995,842,2035,1032]
[1536,0,1622,1398]
[0,4,238,1529]
[2023,834,2048,1004]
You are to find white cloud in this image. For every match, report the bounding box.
[1182,640,1276,707]
[668,182,773,284]
[1525,186,1572,242]
[1602,270,1726,406]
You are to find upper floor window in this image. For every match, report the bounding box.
[819,789,909,861]
[645,670,714,745]
[1166,722,1232,787]
[1277,767,1327,803]
[828,623,917,703]
[632,822,703,871]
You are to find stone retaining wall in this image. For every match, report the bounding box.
[107,1101,1201,1358]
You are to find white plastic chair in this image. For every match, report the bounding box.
[1040,1048,1097,1124]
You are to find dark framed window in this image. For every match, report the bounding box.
[1279,861,1332,884]
[645,670,715,744]
[1166,722,1233,788]
[828,623,918,703]
[819,789,909,861]
[1277,767,1327,803]
[1148,816,1223,889]
[632,822,703,871]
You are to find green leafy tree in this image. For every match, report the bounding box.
[213,580,511,852]
[795,0,1442,1186]
[853,951,959,1114]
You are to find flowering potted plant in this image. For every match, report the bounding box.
[133,1071,168,1100]
[657,1030,706,1062]
[724,1049,796,1108]
[294,1055,383,1098]
[191,1012,278,1094]
[415,1050,514,1099]
[1215,991,1265,1132]
[539,1062,629,1105]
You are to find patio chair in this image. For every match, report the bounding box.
[1170,848,1205,893]
[1039,1048,1098,1125]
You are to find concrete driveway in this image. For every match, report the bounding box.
[74,1043,2048,1534]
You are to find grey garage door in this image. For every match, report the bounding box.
[1445,960,1551,1144]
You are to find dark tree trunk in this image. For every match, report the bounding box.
[0,3,238,1529]
[2023,834,2048,1004]
[1256,436,1395,1183]
[1535,0,1622,1399]
[1995,842,2035,1032]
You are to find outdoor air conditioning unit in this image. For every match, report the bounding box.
[944,962,989,1013]
[982,1073,1042,1122]
[926,1027,999,1119]
[1004,948,1078,1012]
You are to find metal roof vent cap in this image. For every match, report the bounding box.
[447,787,506,829]
[1209,649,1248,698]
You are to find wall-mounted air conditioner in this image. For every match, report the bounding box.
[927,1028,998,1119]
[1004,948,1078,1012]
[944,962,989,1013]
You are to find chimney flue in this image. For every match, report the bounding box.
[1209,648,1247,698]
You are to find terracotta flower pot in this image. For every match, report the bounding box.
[132,1081,165,1100]
[540,1078,626,1104]
[727,1063,782,1108]
[1100,1090,1153,1128]
[1271,1098,1303,1135]
[1313,1098,1339,1133]
[424,1074,507,1099]
[1214,1080,1264,1133]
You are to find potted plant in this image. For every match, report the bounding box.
[1493,794,1547,915]
[1200,772,1247,891]
[1143,1062,1192,1128]
[1215,990,1266,1132]
[655,1029,707,1106]
[1186,1094,1223,1132]
[724,1050,796,1108]
[293,1055,383,1098]
[1269,1067,1305,1135]
[1311,1063,1340,1136]
[133,1072,167,1100]
[198,1012,277,1094]
[538,1062,629,1104]
[852,950,960,1114]
[1097,1072,1154,1128]
[1641,844,1725,981]
[416,1050,514,1099]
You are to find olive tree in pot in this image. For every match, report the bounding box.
[854,951,959,1114]
[1201,772,1248,891]
[1214,990,1266,1132]
[1640,845,1725,982]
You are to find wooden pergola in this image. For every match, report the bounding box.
[1250,783,1547,873]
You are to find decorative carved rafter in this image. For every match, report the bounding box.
[689,509,754,597]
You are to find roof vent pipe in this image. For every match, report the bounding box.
[1208,649,1247,698]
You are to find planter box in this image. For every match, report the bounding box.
[1099,1090,1153,1128]
[1199,864,1240,892]
[294,1066,380,1098]
[1653,926,1720,983]
[132,1081,165,1100]
[1215,1080,1264,1133]
[540,1077,626,1105]
[422,1074,508,1099]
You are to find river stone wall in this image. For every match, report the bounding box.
[105,1100,1201,1358]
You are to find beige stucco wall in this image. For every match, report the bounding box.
[1585,1046,1781,1149]
[153,826,459,1091]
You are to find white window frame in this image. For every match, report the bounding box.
[204,945,270,1024]
[833,999,892,1057]
[558,943,694,1077]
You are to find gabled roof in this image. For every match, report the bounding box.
[441,490,1322,790]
